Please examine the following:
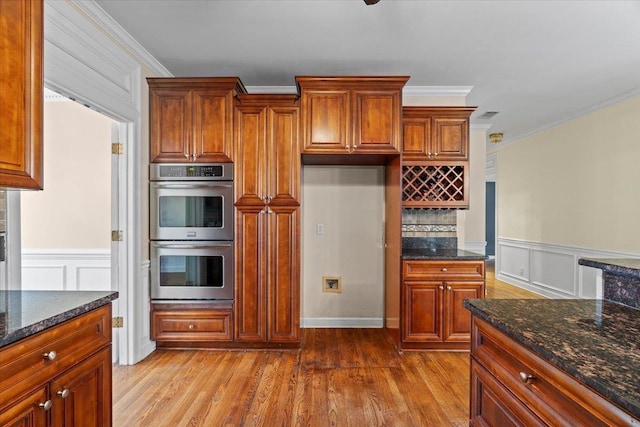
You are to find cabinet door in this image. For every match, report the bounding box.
[193,89,233,162]
[0,386,49,427]
[431,116,468,160]
[267,206,299,343]
[235,207,267,342]
[50,346,111,427]
[0,0,43,189]
[234,105,268,204]
[402,118,431,160]
[300,90,350,153]
[268,106,300,203]
[402,281,443,342]
[352,90,401,154]
[150,89,192,163]
[443,281,483,343]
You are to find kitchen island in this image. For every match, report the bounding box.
[464,297,640,425]
[0,290,118,426]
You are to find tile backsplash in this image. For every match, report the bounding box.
[402,209,457,238]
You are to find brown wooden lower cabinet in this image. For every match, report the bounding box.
[470,316,639,426]
[401,259,485,350]
[0,305,112,427]
[151,302,233,347]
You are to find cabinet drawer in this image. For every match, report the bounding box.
[403,260,484,280]
[0,305,111,411]
[152,307,233,342]
[472,317,637,426]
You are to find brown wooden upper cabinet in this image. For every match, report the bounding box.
[296,76,409,161]
[402,107,476,161]
[148,77,246,163]
[0,0,43,189]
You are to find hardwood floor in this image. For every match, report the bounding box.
[113,262,542,426]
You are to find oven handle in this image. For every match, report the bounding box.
[152,183,232,190]
[155,242,233,249]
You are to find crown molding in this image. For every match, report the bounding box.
[44,88,71,102]
[245,86,298,94]
[71,0,172,77]
[403,86,473,97]
[471,124,493,131]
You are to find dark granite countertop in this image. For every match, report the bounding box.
[464,298,640,419]
[402,247,488,260]
[0,290,118,348]
[579,258,640,280]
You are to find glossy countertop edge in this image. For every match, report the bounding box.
[402,248,488,260]
[579,258,640,279]
[463,298,640,420]
[0,291,119,348]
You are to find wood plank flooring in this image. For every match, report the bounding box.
[113,262,542,426]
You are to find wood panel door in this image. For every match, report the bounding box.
[149,89,192,163]
[352,90,401,154]
[0,0,43,189]
[50,347,112,427]
[401,118,431,160]
[443,281,483,343]
[192,89,234,162]
[0,386,49,427]
[268,106,300,203]
[432,116,468,160]
[402,281,443,343]
[300,90,350,154]
[234,105,268,205]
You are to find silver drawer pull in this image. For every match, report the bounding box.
[39,400,52,411]
[519,372,535,384]
[441,268,448,272]
[57,389,70,399]
[43,351,57,361]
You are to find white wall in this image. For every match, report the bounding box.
[495,95,640,298]
[458,127,487,254]
[21,100,113,250]
[302,166,385,327]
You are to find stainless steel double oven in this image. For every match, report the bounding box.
[150,163,234,301]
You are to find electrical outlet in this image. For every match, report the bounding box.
[316,223,325,235]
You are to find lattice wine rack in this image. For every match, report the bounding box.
[402,162,468,208]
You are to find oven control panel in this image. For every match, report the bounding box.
[150,163,233,181]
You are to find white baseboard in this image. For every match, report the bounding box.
[302,317,384,328]
[496,238,639,299]
[22,249,110,291]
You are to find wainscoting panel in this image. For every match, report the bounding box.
[497,238,639,299]
[22,249,110,291]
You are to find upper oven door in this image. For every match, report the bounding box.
[150,181,234,241]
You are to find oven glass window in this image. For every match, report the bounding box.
[159,255,224,288]
[158,196,223,228]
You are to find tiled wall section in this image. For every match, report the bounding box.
[0,190,6,233]
[402,209,457,237]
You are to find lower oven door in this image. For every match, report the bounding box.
[151,241,234,300]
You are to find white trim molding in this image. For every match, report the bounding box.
[135,260,155,363]
[302,317,384,328]
[403,86,473,97]
[485,153,497,182]
[22,249,111,291]
[496,238,640,299]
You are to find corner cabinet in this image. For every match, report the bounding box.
[402,107,475,161]
[148,77,246,163]
[0,305,112,426]
[0,0,44,189]
[296,76,408,163]
[402,260,485,350]
[234,94,300,346]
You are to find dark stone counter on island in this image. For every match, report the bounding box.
[0,290,119,348]
[579,257,640,310]
[402,247,488,260]
[464,298,640,420]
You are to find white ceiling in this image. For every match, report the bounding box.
[94,0,640,147]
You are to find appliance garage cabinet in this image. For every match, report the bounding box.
[234,94,301,346]
[401,254,486,350]
[0,0,43,189]
[148,78,247,163]
[0,291,117,427]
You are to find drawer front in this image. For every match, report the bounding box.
[472,317,637,426]
[152,309,233,341]
[403,260,484,280]
[0,305,111,411]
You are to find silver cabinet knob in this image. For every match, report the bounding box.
[447,286,452,291]
[188,324,195,330]
[39,400,52,411]
[441,268,448,272]
[439,285,444,290]
[519,372,535,384]
[57,389,70,399]
[43,351,57,361]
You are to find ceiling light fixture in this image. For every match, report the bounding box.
[489,133,504,144]
[364,0,380,5]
